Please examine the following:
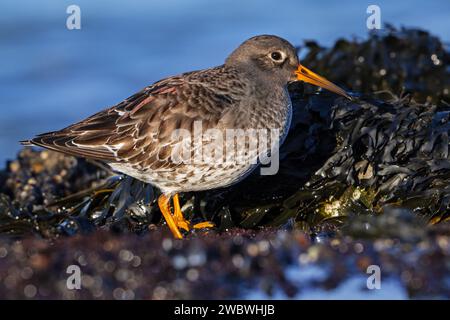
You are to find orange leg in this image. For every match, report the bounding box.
[193,221,215,229]
[157,194,183,239]
[158,193,215,239]
[173,194,190,232]
[173,194,215,230]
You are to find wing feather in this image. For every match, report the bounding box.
[23,67,246,171]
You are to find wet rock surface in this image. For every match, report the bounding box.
[0,222,448,299]
[0,27,449,299]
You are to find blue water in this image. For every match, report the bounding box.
[1,0,449,166]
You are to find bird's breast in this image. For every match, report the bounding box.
[247,85,292,137]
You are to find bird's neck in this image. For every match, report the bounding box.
[249,81,292,133]
[222,64,292,131]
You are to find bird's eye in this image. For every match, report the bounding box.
[270,51,284,62]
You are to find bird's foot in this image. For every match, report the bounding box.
[172,194,191,232]
[173,194,215,231]
[158,194,183,239]
[158,194,215,239]
[192,221,215,229]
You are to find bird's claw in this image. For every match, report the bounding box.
[158,193,215,238]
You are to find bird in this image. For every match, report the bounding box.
[22,35,351,239]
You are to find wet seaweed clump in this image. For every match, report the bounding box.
[300,25,449,104]
[0,149,162,237]
[0,149,109,237]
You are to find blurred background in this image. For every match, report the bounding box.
[1,0,449,166]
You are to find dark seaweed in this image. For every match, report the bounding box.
[300,25,449,105]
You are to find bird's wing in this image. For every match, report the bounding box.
[23,73,243,168]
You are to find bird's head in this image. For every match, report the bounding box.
[226,35,351,99]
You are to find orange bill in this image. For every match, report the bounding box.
[296,64,352,100]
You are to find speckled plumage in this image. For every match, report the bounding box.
[23,35,300,195]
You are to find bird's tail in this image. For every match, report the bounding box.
[20,140,33,146]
